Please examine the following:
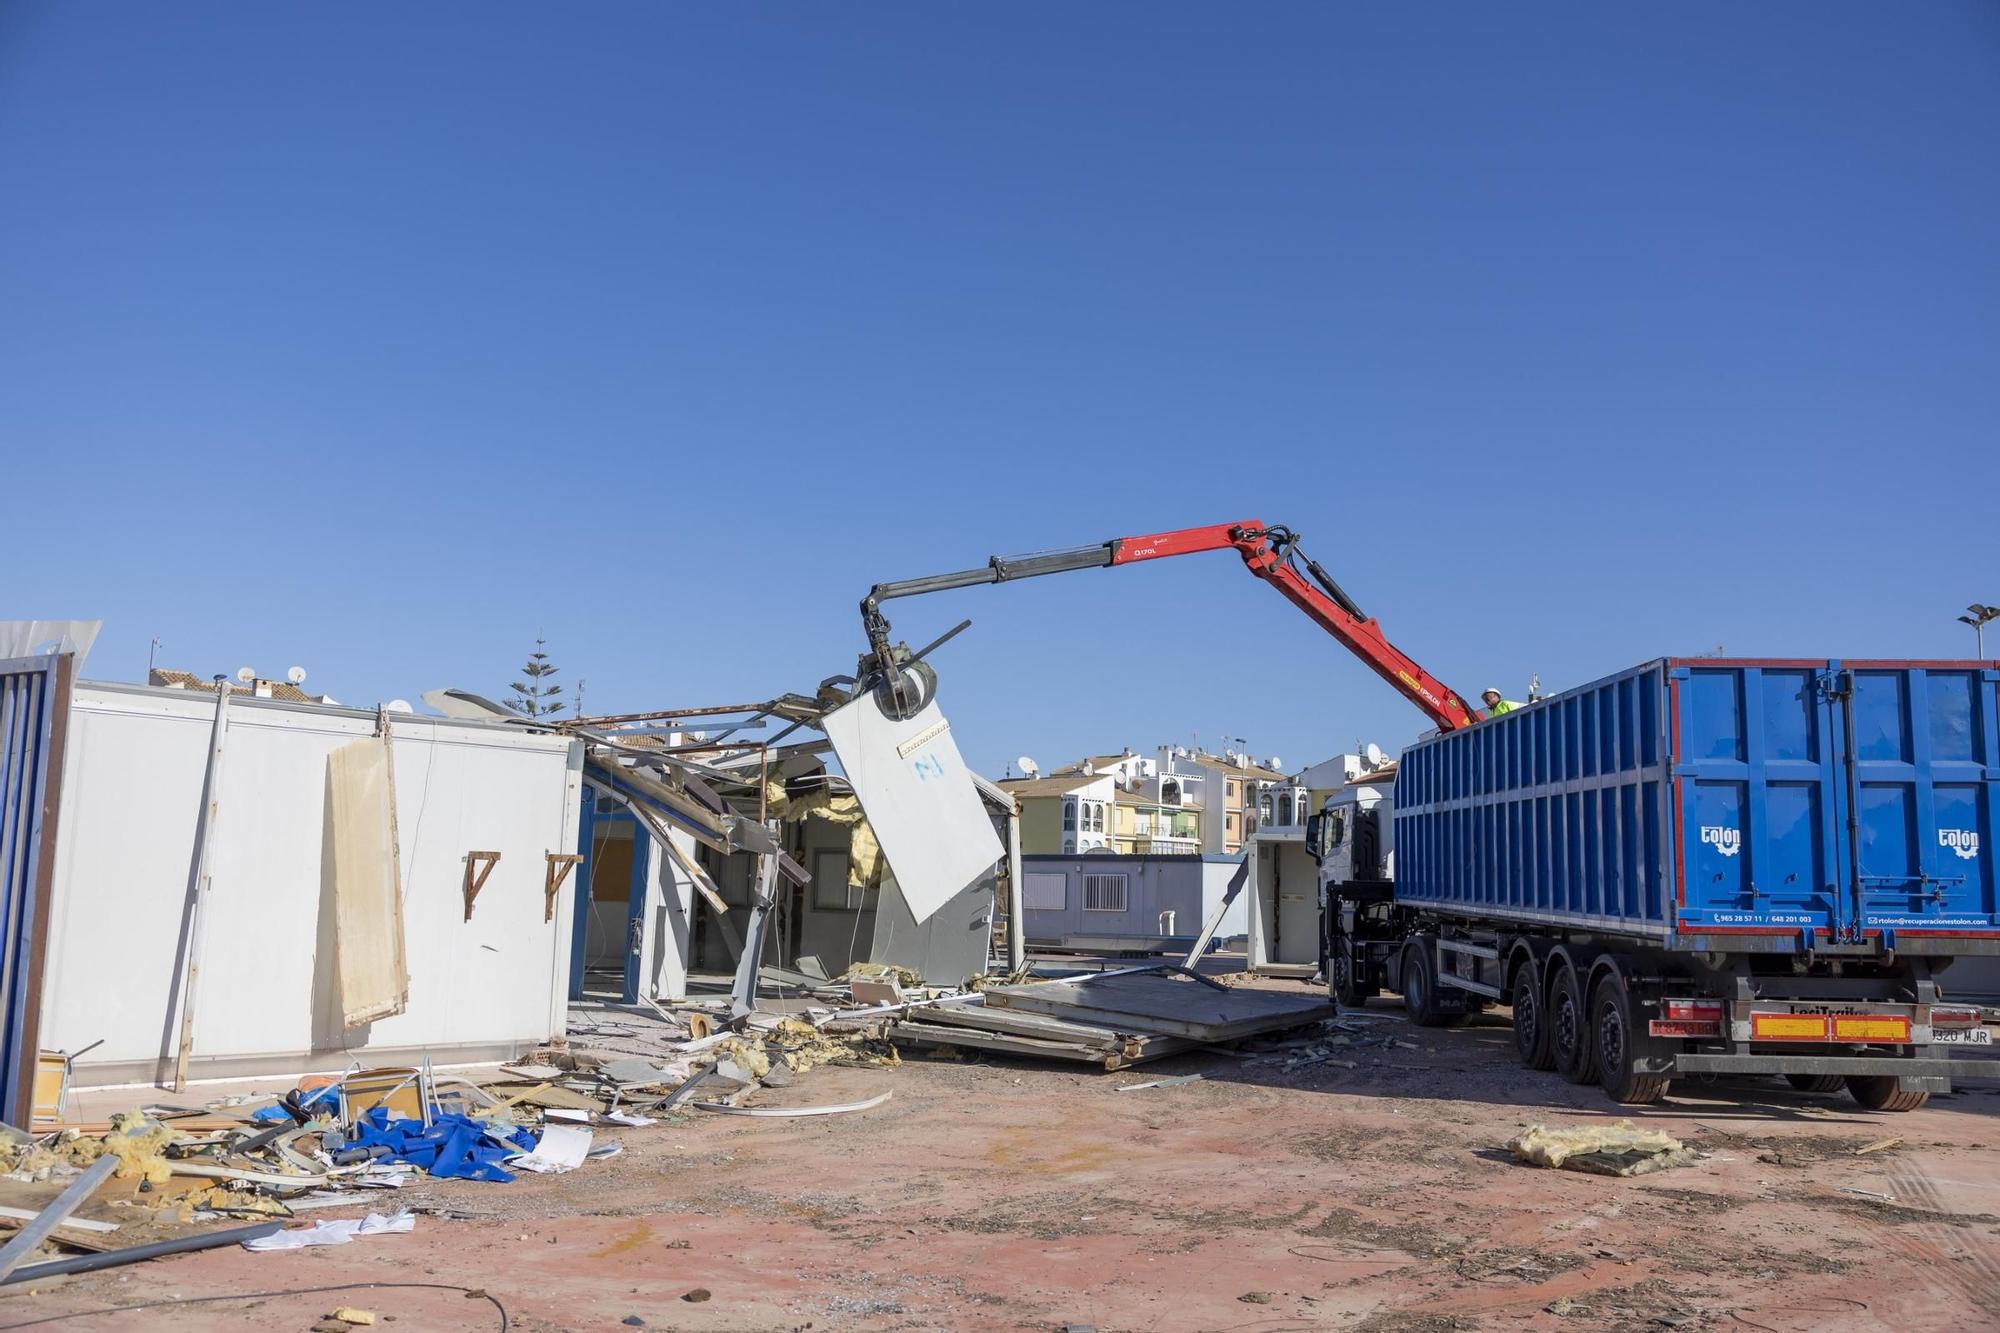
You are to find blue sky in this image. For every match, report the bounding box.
[4,4,1996,775]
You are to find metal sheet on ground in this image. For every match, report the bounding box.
[820,695,1001,925]
[984,970,1333,1043]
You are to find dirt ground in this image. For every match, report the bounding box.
[10,987,2000,1333]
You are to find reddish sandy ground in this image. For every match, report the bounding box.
[8,994,1999,1332]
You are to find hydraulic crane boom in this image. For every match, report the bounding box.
[858,520,1480,732]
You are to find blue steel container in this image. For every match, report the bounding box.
[1393,659,2000,953]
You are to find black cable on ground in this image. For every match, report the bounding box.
[0,1280,508,1331]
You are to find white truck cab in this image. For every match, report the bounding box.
[1305,762,1397,891]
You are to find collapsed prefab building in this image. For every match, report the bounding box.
[569,695,1021,1009]
[2,636,1019,1105]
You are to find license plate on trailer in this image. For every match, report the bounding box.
[1934,1028,1993,1046]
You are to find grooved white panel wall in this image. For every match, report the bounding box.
[42,683,582,1086]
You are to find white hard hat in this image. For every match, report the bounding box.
[1482,686,1503,697]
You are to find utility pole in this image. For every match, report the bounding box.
[1958,604,1998,660]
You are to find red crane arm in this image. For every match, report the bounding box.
[1109,522,1478,731]
[860,520,1480,732]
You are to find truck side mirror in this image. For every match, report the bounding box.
[1305,813,1325,863]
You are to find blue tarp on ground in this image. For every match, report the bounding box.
[347,1109,538,1182]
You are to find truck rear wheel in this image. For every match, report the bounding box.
[1845,1075,1930,1113]
[1401,942,1462,1027]
[1785,1074,1846,1094]
[1511,961,1556,1070]
[1550,964,1597,1085]
[1592,976,1668,1105]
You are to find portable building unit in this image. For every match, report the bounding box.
[1020,853,1243,953]
[1242,831,1320,977]
[40,681,584,1087]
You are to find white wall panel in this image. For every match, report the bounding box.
[42,684,581,1086]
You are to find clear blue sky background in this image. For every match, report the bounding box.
[4,4,1996,775]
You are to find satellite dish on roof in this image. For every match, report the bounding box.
[287,665,307,685]
[1363,742,1386,770]
[236,666,255,683]
[385,699,414,713]
[1017,755,1039,778]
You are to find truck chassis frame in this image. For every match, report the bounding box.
[1323,882,1988,1110]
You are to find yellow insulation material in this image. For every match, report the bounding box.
[709,1037,771,1080]
[1511,1120,1695,1177]
[69,1112,178,1185]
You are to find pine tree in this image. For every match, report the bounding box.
[507,636,565,717]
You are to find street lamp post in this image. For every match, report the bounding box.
[1958,604,1999,659]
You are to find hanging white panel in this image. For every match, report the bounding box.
[820,695,1002,925]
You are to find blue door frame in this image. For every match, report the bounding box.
[0,654,71,1125]
[570,792,651,1004]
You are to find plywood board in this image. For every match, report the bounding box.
[820,695,1002,926]
[327,735,409,1027]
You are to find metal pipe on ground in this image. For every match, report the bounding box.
[0,1220,285,1286]
[0,1154,118,1282]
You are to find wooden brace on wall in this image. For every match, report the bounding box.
[461,850,502,921]
[543,852,582,923]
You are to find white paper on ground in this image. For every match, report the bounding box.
[244,1210,416,1251]
[820,694,1002,925]
[509,1124,592,1174]
[542,1107,591,1122]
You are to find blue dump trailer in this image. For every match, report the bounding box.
[1311,659,2000,1109]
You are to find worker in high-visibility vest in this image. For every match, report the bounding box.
[1481,687,1521,718]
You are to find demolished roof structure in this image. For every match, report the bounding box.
[424,678,1025,1018]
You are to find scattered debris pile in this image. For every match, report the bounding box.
[1234,1012,1427,1071]
[0,1005,903,1285]
[850,966,1335,1069]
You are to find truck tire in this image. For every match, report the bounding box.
[1329,941,1374,1009]
[1550,963,1598,1085]
[1592,976,1669,1105]
[1785,1074,1846,1094]
[1511,961,1556,1070]
[1401,942,1462,1028]
[1845,1075,1930,1113]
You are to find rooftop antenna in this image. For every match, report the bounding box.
[1016,755,1040,779]
[148,637,162,674]
[286,666,307,685]
[235,666,255,684]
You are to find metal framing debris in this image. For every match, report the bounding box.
[172,678,231,1092]
[691,1089,892,1117]
[1181,856,1250,968]
[728,851,781,1019]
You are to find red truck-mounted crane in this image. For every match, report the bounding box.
[856,520,1480,731]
